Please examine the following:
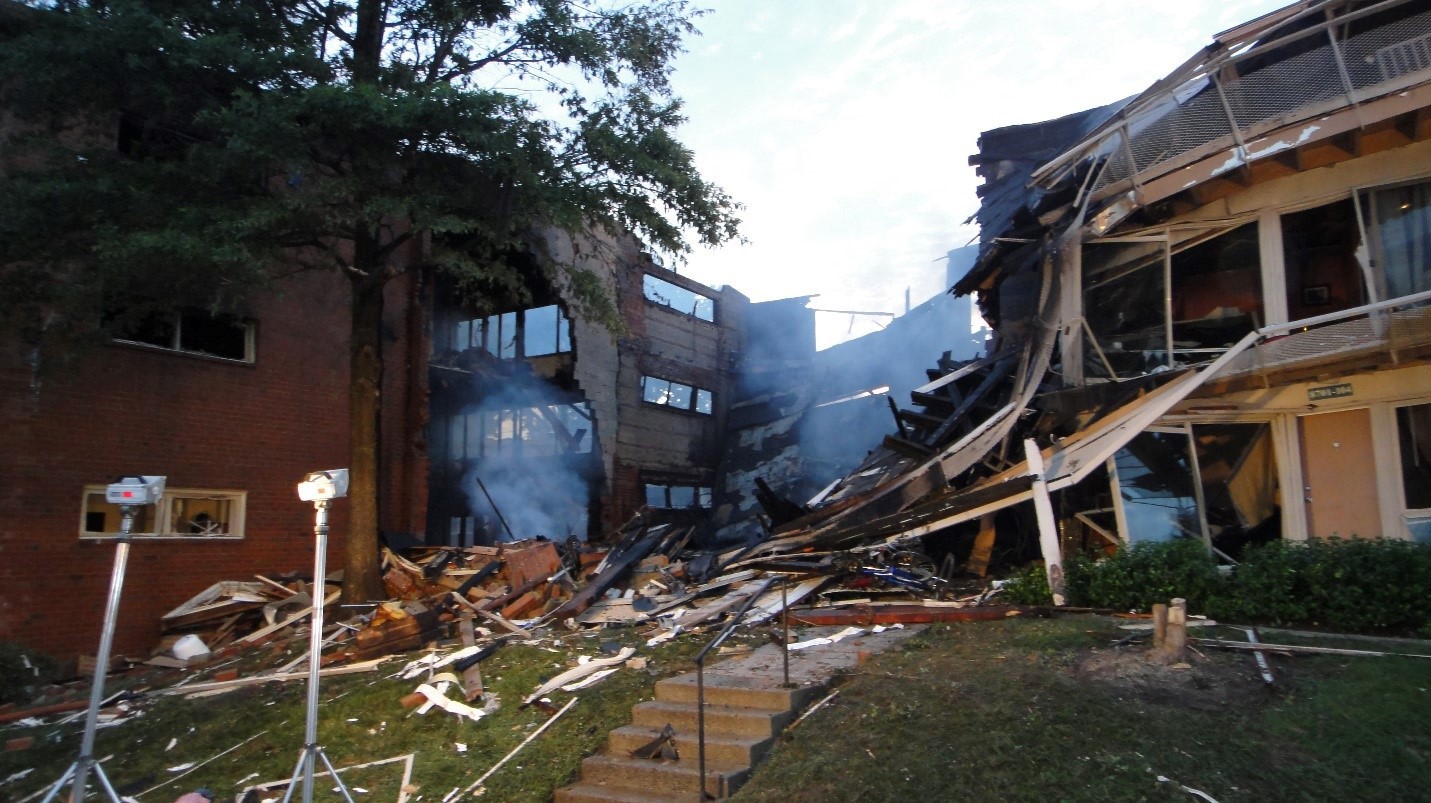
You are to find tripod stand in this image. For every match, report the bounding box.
[281,499,355,803]
[41,506,139,803]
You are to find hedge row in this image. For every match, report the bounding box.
[1002,537,1431,635]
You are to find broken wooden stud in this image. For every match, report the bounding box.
[1023,438,1066,606]
[1162,598,1188,663]
[1152,603,1169,650]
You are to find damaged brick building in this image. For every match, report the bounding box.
[695,0,1431,609]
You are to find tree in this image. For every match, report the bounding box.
[0,0,741,602]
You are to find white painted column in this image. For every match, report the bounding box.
[1024,438,1066,606]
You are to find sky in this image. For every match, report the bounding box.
[665,0,1291,348]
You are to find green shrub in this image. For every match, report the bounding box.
[1001,563,1054,605]
[1000,537,1431,634]
[1080,539,1224,613]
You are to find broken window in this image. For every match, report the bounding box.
[1396,402,1431,543]
[449,305,571,359]
[643,274,715,322]
[1082,240,1170,378]
[640,375,713,415]
[1193,423,1280,556]
[80,486,245,539]
[1363,179,1431,302]
[1170,223,1262,351]
[113,309,254,362]
[438,402,594,462]
[1281,199,1368,321]
[1111,429,1205,545]
[644,482,712,509]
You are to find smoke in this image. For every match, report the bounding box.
[455,366,597,544]
[465,458,589,543]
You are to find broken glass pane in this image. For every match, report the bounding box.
[1083,240,1169,377]
[1113,431,1203,544]
[1193,423,1279,556]
[643,274,716,322]
[695,389,713,415]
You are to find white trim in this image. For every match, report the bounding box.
[1386,400,1431,540]
[1258,209,1289,326]
[1270,414,1309,542]
[1371,402,1404,540]
[79,485,247,540]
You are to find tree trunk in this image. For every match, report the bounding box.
[343,239,387,604]
[342,0,388,605]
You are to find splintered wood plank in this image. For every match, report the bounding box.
[967,513,997,578]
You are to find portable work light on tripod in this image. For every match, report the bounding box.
[42,475,165,803]
[282,469,356,803]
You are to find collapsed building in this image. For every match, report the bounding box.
[725,0,1431,602]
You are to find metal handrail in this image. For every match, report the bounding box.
[693,575,789,799]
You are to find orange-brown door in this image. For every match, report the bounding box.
[1300,408,1382,539]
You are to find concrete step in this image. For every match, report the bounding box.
[654,673,826,712]
[553,781,700,803]
[631,699,793,739]
[608,724,773,767]
[577,753,749,798]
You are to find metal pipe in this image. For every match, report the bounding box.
[63,508,135,803]
[693,576,780,798]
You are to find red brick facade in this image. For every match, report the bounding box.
[0,268,426,660]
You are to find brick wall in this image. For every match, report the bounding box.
[0,268,424,660]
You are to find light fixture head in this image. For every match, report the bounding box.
[105,475,167,506]
[297,469,349,502]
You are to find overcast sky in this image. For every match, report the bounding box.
[666,0,1290,348]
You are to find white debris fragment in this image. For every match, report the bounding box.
[561,667,619,691]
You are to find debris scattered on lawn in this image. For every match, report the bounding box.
[451,697,578,801]
[1157,774,1221,803]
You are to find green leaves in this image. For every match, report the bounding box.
[1,0,740,335]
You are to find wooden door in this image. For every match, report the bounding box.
[1300,408,1381,539]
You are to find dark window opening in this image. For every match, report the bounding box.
[114,309,252,361]
[1398,403,1431,510]
[1282,199,1367,321]
[1171,223,1263,350]
[1082,240,1169,378]
[1194,423,1280,558]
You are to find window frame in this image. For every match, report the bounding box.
[643,481,714,510]
[1391,400,1431,542]
[111,310,256,364]
[642,274,716,322]
[79,485,247,540]
[640,374,714,415]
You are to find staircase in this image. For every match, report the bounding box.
[554,665,827,801]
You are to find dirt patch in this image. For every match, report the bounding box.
[1073,644,1278,712]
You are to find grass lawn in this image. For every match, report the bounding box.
[3,616,1427,802]
[733,616,1431,802]
[0,627,726,802]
